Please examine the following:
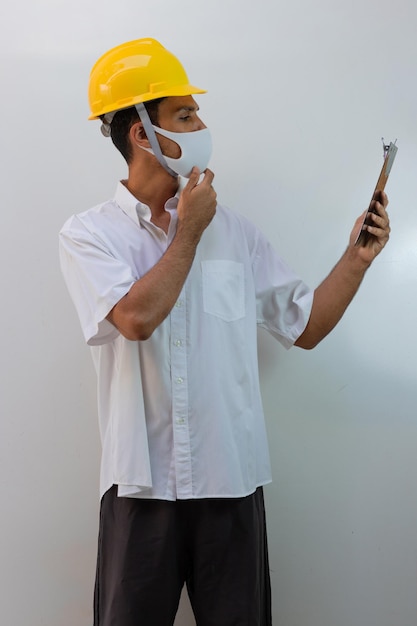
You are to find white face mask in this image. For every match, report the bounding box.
[152,126,212,178]
[142,126,212,178]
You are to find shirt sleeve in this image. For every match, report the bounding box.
[252,228,314,349]
[59,215,136,346]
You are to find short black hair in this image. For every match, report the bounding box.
[103,97,166,163]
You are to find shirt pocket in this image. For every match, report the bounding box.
[201,260,245,322]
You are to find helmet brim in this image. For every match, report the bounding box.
[88,84,207,120]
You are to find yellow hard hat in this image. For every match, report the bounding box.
[88,38,206,120]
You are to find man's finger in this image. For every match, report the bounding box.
[185,167,201,190]
[201,168,215,187]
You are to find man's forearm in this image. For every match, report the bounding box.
[295,192,390,350]
[107,224,202,341]
[295,248,369,349]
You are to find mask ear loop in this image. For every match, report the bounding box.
[135,103,178,178]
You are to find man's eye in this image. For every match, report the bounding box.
[180,115,190,121]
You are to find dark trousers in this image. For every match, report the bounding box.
[94,485,272,626]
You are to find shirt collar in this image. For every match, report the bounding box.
[114,181,150,224]
[114,180,180,224]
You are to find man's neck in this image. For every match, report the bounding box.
[126,160,179,219]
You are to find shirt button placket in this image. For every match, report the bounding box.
[170,292,192,496]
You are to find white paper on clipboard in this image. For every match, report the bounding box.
[355,141,398,246]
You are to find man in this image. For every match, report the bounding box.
[59,38,390,626]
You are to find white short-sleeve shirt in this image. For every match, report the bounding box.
[59,182,314,500]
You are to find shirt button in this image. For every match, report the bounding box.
[174,339,183,347]
[176,418,185,425]
[176,377,184,384]
[175,299,183,308]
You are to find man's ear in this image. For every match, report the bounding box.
[130,121,151,148]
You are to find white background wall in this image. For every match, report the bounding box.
[1,1,416,624]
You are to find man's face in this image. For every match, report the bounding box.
[153,96,206,159]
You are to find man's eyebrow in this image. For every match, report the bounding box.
[175,105,199,112]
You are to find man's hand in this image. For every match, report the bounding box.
[177,167,217,243]
[350,191,390,265]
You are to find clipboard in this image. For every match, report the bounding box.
[355,140,398,246]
